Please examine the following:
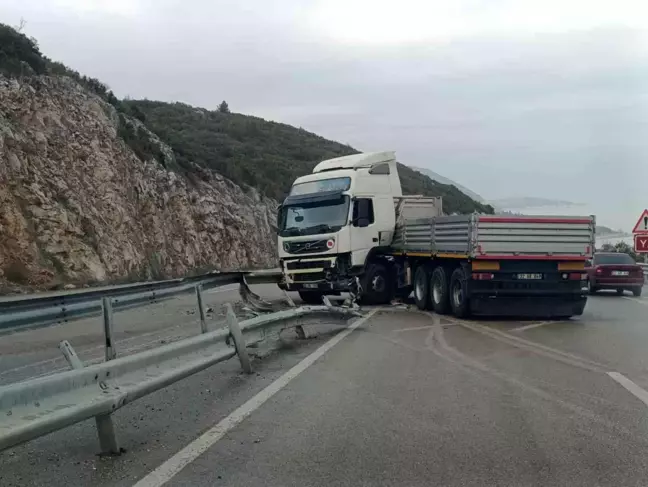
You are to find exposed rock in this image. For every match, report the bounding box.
[0,75,277,290]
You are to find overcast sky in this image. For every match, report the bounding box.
[2,0,648,229]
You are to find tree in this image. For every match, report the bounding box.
[217,100,230,114]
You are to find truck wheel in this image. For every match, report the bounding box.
[430,266,450,315]
[633,286,643,297]
[413,266,431,310]
[361,263,392,304]
[449,267,470,318]
[298,291,324,305]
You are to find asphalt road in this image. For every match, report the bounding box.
[2,288,648,486]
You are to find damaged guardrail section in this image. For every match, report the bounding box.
[0,304,361,455]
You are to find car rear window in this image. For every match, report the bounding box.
[594,253,635,265]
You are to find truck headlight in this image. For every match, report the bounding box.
[283,242,290,252]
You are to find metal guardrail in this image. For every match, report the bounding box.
[0,302,360,454]
[0,270,283,333]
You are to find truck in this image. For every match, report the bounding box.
[276,151,594,318]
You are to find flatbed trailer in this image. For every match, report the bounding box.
[379,213,595,317]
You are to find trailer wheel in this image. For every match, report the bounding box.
[298,291,324,305]
[361,263,392,304]
[430,266,450,314]
[449,267,470,318]
[413,266,431,310]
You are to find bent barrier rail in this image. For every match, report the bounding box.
[0,269,283,333]
[0,303,360,454]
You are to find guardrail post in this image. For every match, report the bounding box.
[195,284,208,334]
[282,290,296,308]
[59,340,84,369]
[225,303,252,374]
[96,414,120,455]
[58,338,121,455]
[102,297,116,361]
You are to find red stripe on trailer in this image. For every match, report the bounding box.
[477,255,588,261]
[478,217,592,224]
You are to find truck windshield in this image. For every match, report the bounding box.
[279,196,350,237]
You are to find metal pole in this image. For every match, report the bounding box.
[225,303,252,374]
[195,284,208,334]
[95,414,120,455]
[59,340,84,369]
[58,338,120,455]
[102,297,116,361]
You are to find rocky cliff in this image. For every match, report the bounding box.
[0,75,278,291]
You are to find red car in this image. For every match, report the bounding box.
[586,252,644,296]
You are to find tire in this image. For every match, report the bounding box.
[633,286,643,297]
[449,267,470,318]
[587,279,597,295]
[430,266,450,315]
[298,291,324,305]
[413,266,431,310]
[360,263,392,304]
[616,288,624,296]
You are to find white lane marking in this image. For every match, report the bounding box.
[392,324,435,334]
[133,308,379,487]
[207,284,239,294]
[622,297,648,307]
[509,321,555,332]
[608,372,648,408]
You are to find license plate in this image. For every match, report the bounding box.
[517,273,543,280]
[303,283,318,289]
[612,271,629,276]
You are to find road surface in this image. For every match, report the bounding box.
[2,288,648,486]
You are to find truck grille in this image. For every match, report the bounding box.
[286,260,332,271]
[283,239,328,254]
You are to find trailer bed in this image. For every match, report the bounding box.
[392,214,595,260]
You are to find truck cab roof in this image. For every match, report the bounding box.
[313,151,396,173]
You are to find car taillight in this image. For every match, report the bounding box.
[472,273,494,280]
[595,266,603,275]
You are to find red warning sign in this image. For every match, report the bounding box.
[632,209,648,234]
[635,234,648,253]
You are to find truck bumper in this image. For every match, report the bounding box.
[470,295,587,318]
[280,279,353,293]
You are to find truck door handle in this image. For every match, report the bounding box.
[372,237,378,242]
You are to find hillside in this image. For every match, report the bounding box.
[124,101,493,215]
[0,23,490,290]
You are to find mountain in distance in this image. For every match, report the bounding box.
[489,197,581,210]
[411,167,586,214]
[411,166,486,203]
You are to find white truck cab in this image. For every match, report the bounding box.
[277,151,402,299]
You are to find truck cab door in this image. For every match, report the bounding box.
[350,198,378,266]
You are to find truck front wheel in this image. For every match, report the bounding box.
[361,263,392,304]
[430,266,450,314]
[449,267,470,318]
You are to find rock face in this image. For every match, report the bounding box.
[0,75,278,290]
